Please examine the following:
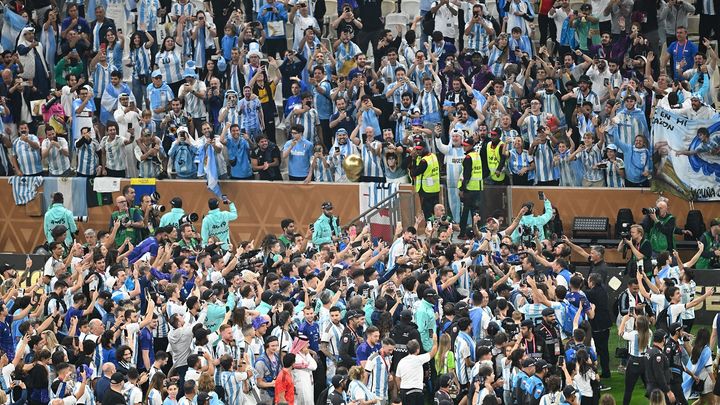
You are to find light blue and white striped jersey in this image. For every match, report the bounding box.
[146,83,175,121]
[335,41,361,73]
[556,150,575,187]
[361,142,384,179]
[134,143,165,178]
[92,63,113,98]
[580,144,604,182]
[574,88,601,112]
[221,106,241,128]
[522,114,543,144]
[106,42,123,72]
[171,2,195,57]
[100,135,127,170]
[418,89,440,115]
[531,142,557,182]
[604,157,625,188]
[220,370,246,405]
[538,90,565,126]
[8,176,43,205]
[455,331,475,384]
[614,110,645,146]
[702,0,715,14]
[238,97,262,131]
[380,62,407,86]
[365,351,391,399]
[130,46,153,79]
[466,19,491,55]
[509,148,533,175]
[13,135,43,175]
[409,65,432,89]
[577,113,596,137]
[435,140,464,185]
[155,48,184,84]
[385,81,413,106]
[74,379,95,405]
[500,128,519,145]
[183,81,207,119]
[488,46,505,77]
[312,155,334,182]
[622,329,649,356]
[452,259,471,294]
[137,0,159,31]
[147,389,162,405]
[394,104,415,143]
[293,109,319,142]
[76,138,101,176]
[399,39,417,67]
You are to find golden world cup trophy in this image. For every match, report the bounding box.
[342,154,363,182]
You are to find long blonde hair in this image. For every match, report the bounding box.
[42,330,59,352]
[435,333,452,373]
[636,316,651,352]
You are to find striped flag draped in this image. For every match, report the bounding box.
[1,7,28,52]
[42,177,88,216]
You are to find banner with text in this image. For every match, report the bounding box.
[651,108,720,201]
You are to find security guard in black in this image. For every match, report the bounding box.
[535,307,563,367]
[645,330,675,403]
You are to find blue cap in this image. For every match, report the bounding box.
[183,68,197,79]
[151,70,162,78]
[606,144,618,150]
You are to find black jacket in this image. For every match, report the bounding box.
[586,284,613,331]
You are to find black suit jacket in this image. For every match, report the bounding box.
[90,18,116,49]
[225,62,246,90]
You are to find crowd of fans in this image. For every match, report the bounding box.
[3,182,714,405]
[1,0,720,405]
[0,0,716,185]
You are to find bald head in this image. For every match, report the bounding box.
[102,362,116,376]
[89,318,105,335]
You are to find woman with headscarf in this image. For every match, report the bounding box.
[290,335,317,405]
[17,26,50,97]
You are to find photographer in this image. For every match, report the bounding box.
[510,195,554,245]
[643,199,692,256]
[696,218,720,269]
[138,194,163,241]
[200,197,238,250]
[177,223,201,253]
[160,197,187,228]
[43,192,78,246]
[109,195,144,247]
[618,224,653,279]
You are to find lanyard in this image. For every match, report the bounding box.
[675,41,687,62]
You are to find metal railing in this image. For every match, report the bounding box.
[343,187,416,230]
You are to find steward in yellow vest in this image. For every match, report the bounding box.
[410,141,440,220]
[458,137,485,237]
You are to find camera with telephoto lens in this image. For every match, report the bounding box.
[151,204,166,212]
[642,207,657,215]
[234,249,263,271]
[518,225,536,248]
[74,216,88,223]
[179,213,199,224]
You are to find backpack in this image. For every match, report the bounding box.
[561,301,581,335]
[655,305,671,332]
[44,292,68,317]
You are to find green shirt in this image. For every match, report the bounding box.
[110,208,142,247]
[53,58,85,87]
[414,299,437,351]
[159,208,186,228]
[43,203,77,246]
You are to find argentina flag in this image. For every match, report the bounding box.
[42,177,88,216]
[1,7,28,52]
[196,143,222,198]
